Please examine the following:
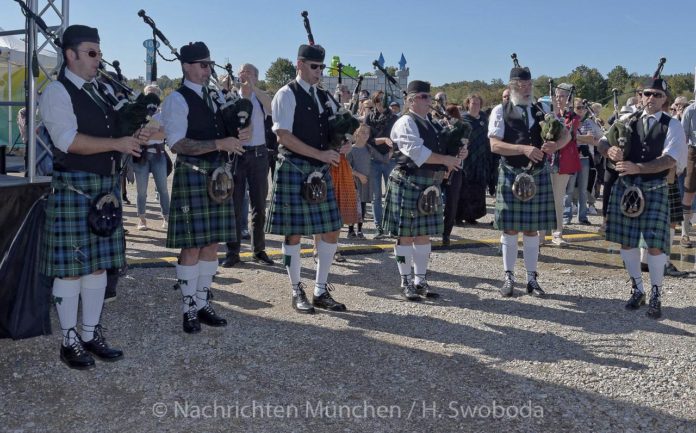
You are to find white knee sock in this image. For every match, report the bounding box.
[413,243,431,285]
[501,234,518,273]
[196,260,218,311]
[176,264,199,313]
[394,244,414,285]
[314,239,337,296]
[523,235,540,282]
[52,278,81,346]
[620,248,643,293]
[80,272,107,342]
[282,243,302,294]
[646,253,667,289]
[670,228,675,253]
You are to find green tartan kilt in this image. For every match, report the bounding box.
[381,169,444,237]
[668,181,682,224]
[265,156,342,236]
[494,163,556,232]
[40,171,125,278]
[606,177,669,252]
[165,155,236,249]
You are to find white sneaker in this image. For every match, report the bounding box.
[551,234,568,246]
[137,217,147,231]
[161,220,168,230]
[572,204,578,214]
[587,205,598,216]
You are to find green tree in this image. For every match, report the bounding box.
[606,66,630,94]
[567,65,607,102]
[265,58,296,93]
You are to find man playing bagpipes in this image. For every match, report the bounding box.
[383,80,467,301]
[597,72,686,319]
[39,25,155,369]
[161,42,250,333]
[266,42,352,314]
[488,59,570,298]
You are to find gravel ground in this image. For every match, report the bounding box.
[1,178,695,433]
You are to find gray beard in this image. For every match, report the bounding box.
[510,93,532,106]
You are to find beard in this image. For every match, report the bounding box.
[510,89,532,106]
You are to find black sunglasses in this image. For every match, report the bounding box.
[188,61,214,69]
[78,49,102,58]
[642,91,665,98]
[308,63,326,70]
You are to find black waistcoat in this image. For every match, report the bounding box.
[395,112,445,172]
[177,85,227,161]
[281,80,331,166]
[52,72,120,176]
[501,101,544,168]
[625,111,671,180]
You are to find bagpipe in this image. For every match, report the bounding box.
[430,102,472,158]
[137,9,252,139]
[301,11,360,150]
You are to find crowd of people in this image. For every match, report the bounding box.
[35,23,693,370]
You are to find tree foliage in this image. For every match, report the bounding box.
[265,58,296,93]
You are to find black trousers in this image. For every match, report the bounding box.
[226,146,270,256]
[443,170,463,237]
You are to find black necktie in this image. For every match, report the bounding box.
[308,86,320,112]
[202,87,215,113]
[83,82,109,113]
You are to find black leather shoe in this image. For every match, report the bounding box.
[83,325,123,361]
[625,289,646,311]
[253,251,274,265]
[59,329,95,370]
[500,271,514,297]
[292,283,315,314]
[640,263,649,273]
[198,304,228,327]
[415,281,440,299]
[646,286,662,319]
[441,235,450,246]
[526,279,546,297]
[664,262,687,277]
[182,309,201,334]
[313,286,347,311]
[221,254,241,268]
[401,282,421,301]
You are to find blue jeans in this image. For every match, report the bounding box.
[370,159,396,229]
[133,152,170,217]
[564,158,589,222]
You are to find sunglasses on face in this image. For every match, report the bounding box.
[78,49,102,58]
[415,94,431,100]
[307,63,326,70]
[642,91,665,99]
[188,61,214,69]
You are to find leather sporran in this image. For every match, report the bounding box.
[620,185,645,218]
[207,164,234,204]
[417,185,442,215]
[512,172,537,202]
[87,192,122,237]
[301,171,328,204]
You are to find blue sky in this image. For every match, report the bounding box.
[3,0,696,86]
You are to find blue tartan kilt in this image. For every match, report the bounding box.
[668,181,682,224]
[40,171,125,278]
[606,176,670,252]
[165,155,236,249]
[381,169,444,237]
[265,156,342,236]
[493,163,556,232]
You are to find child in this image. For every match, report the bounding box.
[347,124,373,238]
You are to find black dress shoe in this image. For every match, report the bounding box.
[221,254,241,268]
[292,283,315,314]
[198,304,228,327]
[82,325,124,362]
[664,262,687,277]
[500,271,514,297]
[625,289,646,310]
[401,282,421,301]
[415,281,440,299]
[646,286,662,319]
[526,273,546,297]
[441,235,450,246]
[183,310,201,334]
[253,251,275,265]
[313,291,347,312]
[59,329,95,370]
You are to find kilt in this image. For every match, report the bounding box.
[165,155,236,249]
[667,181,682,224]
[265,156,342,236]
[382,169,444,237]
[606,177,669,252]
[40,171,125,278]
[493,163,556,232]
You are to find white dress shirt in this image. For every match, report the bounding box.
[271,76,337,134]
[161,79,218,148]
[487,103,534,140]
[389,111,434,167]
[244,92,266,147]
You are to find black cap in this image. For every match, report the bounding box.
[297,44,325,62]
[180,42,210,63]
[644,78,670,95]
[510,67,531,81]
[61,25,100,47]
[407,80,430,95]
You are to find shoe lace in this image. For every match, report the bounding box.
[649,285,662,306]
[628,277,643,296]
[64,327,87,355]
[183,295,198,321]
[91,324,108,347]
[504,271,514,284]
[294,282,308,299]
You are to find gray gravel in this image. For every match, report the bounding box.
[1,180,695,433]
